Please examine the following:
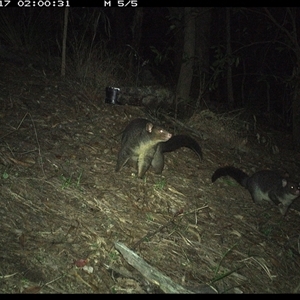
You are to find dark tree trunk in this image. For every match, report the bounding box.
[195,7,212,107]
[61,7,69,77]
[226,7,234,108]
[130,8,144,85]
[292,76,300,148]
[175,7,196,115]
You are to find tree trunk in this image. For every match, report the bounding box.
[292,76,300,148]
[226,7,234,108]
[175,7,196,116]
[195,7,211,107]
[61,7,69,77]
[130,7,144,85]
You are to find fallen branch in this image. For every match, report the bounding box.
[114,242,194,294]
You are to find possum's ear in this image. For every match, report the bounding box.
[146,122,153,133]
[281,179,287,187]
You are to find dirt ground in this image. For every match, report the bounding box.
[0,59,300,294]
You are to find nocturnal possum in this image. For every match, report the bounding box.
[115,118,202,178]
[212,166,300,215]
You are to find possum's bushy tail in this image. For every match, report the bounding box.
[160,135,202,160]
[212,166,249,187]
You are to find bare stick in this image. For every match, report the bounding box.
[115,242,194,294]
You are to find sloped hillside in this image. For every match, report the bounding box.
[0,60,300,294]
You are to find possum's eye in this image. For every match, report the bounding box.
[291,184,300,194]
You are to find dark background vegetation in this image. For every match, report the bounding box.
[1,7,300,144]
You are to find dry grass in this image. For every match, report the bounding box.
[0,60,300,294]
